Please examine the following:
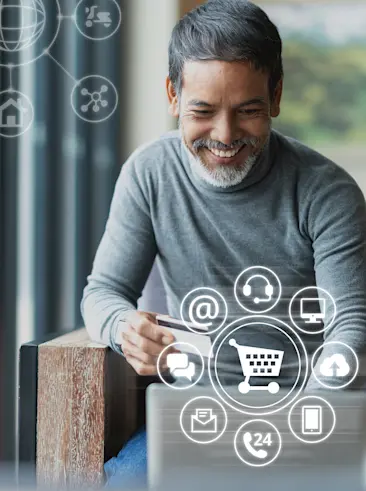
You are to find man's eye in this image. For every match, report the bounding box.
[192,110,213,115]
[240,109,260,115]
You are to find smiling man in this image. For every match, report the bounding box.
[173,60,279,188]
[81,0,366,488]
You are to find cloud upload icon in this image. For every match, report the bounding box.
[320,354,350,377]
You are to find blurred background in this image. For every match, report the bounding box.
[1,0,366,476]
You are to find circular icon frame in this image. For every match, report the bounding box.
[289,286,337,335]
[70,74,119,123]
[311,341,359,389]
[180,287,228,335]
[0,0,61,68]
[74,0,122,41]
[180,396,228,445]
[0,90,34,137]
[234,419,282,467]
[234,266,282,314]
[288,395,336,444]
[157,342,204,390]
[208,316,308,416]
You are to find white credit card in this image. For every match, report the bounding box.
[156,315,212,358]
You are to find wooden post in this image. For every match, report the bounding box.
[36,328,142,488]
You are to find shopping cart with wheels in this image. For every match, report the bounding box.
[229,339,284,394]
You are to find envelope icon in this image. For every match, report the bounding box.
[191,409,217,434]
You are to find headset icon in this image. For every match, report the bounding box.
[243,275,274,304]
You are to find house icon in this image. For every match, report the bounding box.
[0,98,28,128]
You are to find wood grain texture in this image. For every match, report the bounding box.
[36,328,144,488]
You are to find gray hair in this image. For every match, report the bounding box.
[168,0,283,102]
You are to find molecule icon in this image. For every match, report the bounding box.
[80,84,109,113]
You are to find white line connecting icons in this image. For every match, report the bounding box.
[0,0,122,137]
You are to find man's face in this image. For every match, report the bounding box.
[167,60,282,187]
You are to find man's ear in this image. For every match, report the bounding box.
[270,78,283,118]
[166,77,179,117]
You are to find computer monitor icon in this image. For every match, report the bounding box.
[300,298,325,324]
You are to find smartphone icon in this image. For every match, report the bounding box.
[302,405,322,435]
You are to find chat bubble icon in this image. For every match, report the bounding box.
[174,362,195,381]
[167,353,188,371]
[167,353,196,381]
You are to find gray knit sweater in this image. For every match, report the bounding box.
[81,128,366,389]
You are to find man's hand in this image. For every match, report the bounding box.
[119,311,177,376]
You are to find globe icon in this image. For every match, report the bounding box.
[0,0,46,52]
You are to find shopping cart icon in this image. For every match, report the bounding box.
[229,339,284,394]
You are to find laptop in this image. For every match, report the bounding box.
[147,384,366,490]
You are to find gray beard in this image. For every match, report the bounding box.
[187,148,258,188]
[180,120,271,189]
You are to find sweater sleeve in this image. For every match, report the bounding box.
[304,166,366,390]
[80,152,157,355]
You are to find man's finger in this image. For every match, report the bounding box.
[121,337,157,366]
[130,314,175,344]
[124,353,162,376]
[123,311,176,344]
[137,322,175,344]
[125,326,172,356]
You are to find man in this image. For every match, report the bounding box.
[81,0,366,487]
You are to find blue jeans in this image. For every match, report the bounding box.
[104,426,147,488]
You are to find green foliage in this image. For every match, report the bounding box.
[273,39,366,145]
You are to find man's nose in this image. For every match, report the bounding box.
[211,113,241,146]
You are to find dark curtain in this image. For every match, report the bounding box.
[0,0,126,468]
